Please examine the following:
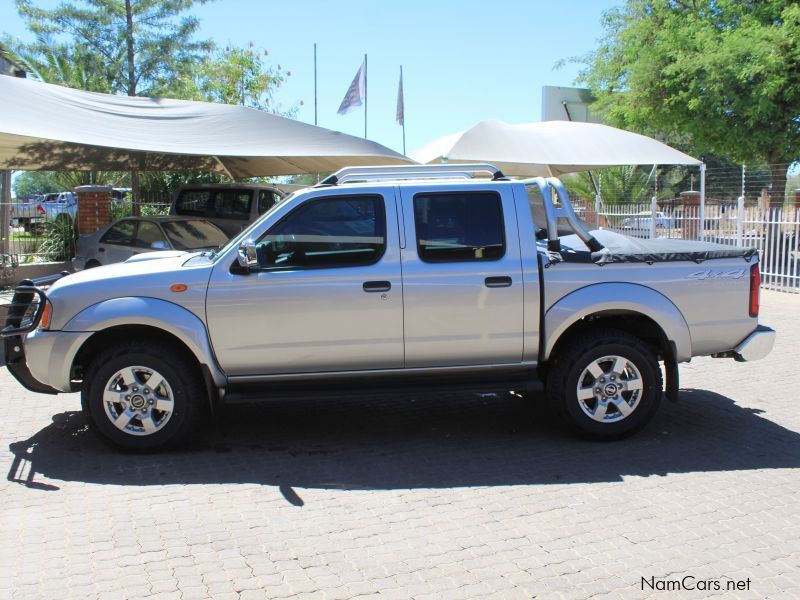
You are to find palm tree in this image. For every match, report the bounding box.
[564,165,687,205]
[3,34,118,93]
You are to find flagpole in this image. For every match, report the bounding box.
[364,53,368,139]
[314,43,319,183]
[313,43,318,126]
[400,65,406,155]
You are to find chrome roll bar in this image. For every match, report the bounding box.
[526,177,604,253]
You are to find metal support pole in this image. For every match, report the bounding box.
[650,196,657,239]
[594,192,602,229]
[313,43,318,126]
[699,163,706,241]
[0,170,11,256]
[737,195,744,247]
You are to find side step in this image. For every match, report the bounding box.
[222,377,544,405]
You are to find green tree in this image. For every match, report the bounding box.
[564,165,686,204]
[1,34,114,92]
[14,0,214,211]
[13,170,127,198]
[12,172,61,198]
[195,44,294,114]
[572,0,800,206]
[15,0,212,97]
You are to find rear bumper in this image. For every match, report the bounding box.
[733,325,776,362]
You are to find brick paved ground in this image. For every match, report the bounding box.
[2,290,799,599]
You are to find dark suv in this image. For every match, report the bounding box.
[169,183,302,237]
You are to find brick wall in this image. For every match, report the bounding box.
[73,185,112,234]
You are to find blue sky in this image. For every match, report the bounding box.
[1,0,619,155]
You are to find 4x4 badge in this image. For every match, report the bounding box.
[687,268,746,281]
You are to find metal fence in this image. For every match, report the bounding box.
[0,199,170,266]
[574,198,800,293]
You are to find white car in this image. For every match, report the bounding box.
[71,216,228,270]
[622,211,673,230]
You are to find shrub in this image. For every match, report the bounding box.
[39,218,76,261]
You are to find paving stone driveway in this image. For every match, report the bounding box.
[2,290,799,600]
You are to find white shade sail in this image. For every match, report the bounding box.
[0,75,413,177]
[412,119,701,176]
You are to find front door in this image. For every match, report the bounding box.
[399,185,524,368]
[206,191,404,376]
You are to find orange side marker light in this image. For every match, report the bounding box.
[40,302,52,329]
[170,283,188,293]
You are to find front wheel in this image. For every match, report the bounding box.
[82,340,205,451]
[546,328,662,440]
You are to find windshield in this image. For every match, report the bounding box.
[212,189,303,261]
[161,220,229,250]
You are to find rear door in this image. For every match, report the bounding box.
[172,189,252,237]
[398,184,524,367]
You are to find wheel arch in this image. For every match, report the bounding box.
[64,297,226,388]
[543,283,692,363]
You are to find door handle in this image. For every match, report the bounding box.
[485,276,512,288]
[363,280,391,293]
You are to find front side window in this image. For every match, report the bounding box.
[255,195,386,270]
[101,220,136,246]
[413,192,505,262]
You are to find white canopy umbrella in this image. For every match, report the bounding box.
[412,119,707,236]
[0,75,413,177]
[411,119,701,176]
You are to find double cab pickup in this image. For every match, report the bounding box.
[2,164,775,450]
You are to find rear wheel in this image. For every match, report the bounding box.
[546,328,662,440]
[82,340,205,451]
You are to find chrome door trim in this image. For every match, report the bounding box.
[227,361,537,383]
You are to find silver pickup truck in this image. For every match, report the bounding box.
[2,164,775,450]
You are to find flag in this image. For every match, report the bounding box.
[396,68,404,126]
[337,60,366,115]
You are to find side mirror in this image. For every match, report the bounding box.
[236,239,259,272]
[151,240,169,250]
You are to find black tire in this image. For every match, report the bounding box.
[84,259,101,269]
[546,328,662,440]
[81,339,206,451]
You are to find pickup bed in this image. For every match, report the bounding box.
[2,164,775,450]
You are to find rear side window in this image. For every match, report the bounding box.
[216,191,252,218]
[175,190,212,216]
[413,192,505,262]
[176,189,253,219]
[256,195,386,270]
[101,220,136,246]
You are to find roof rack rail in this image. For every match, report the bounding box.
[318,163,506,186]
